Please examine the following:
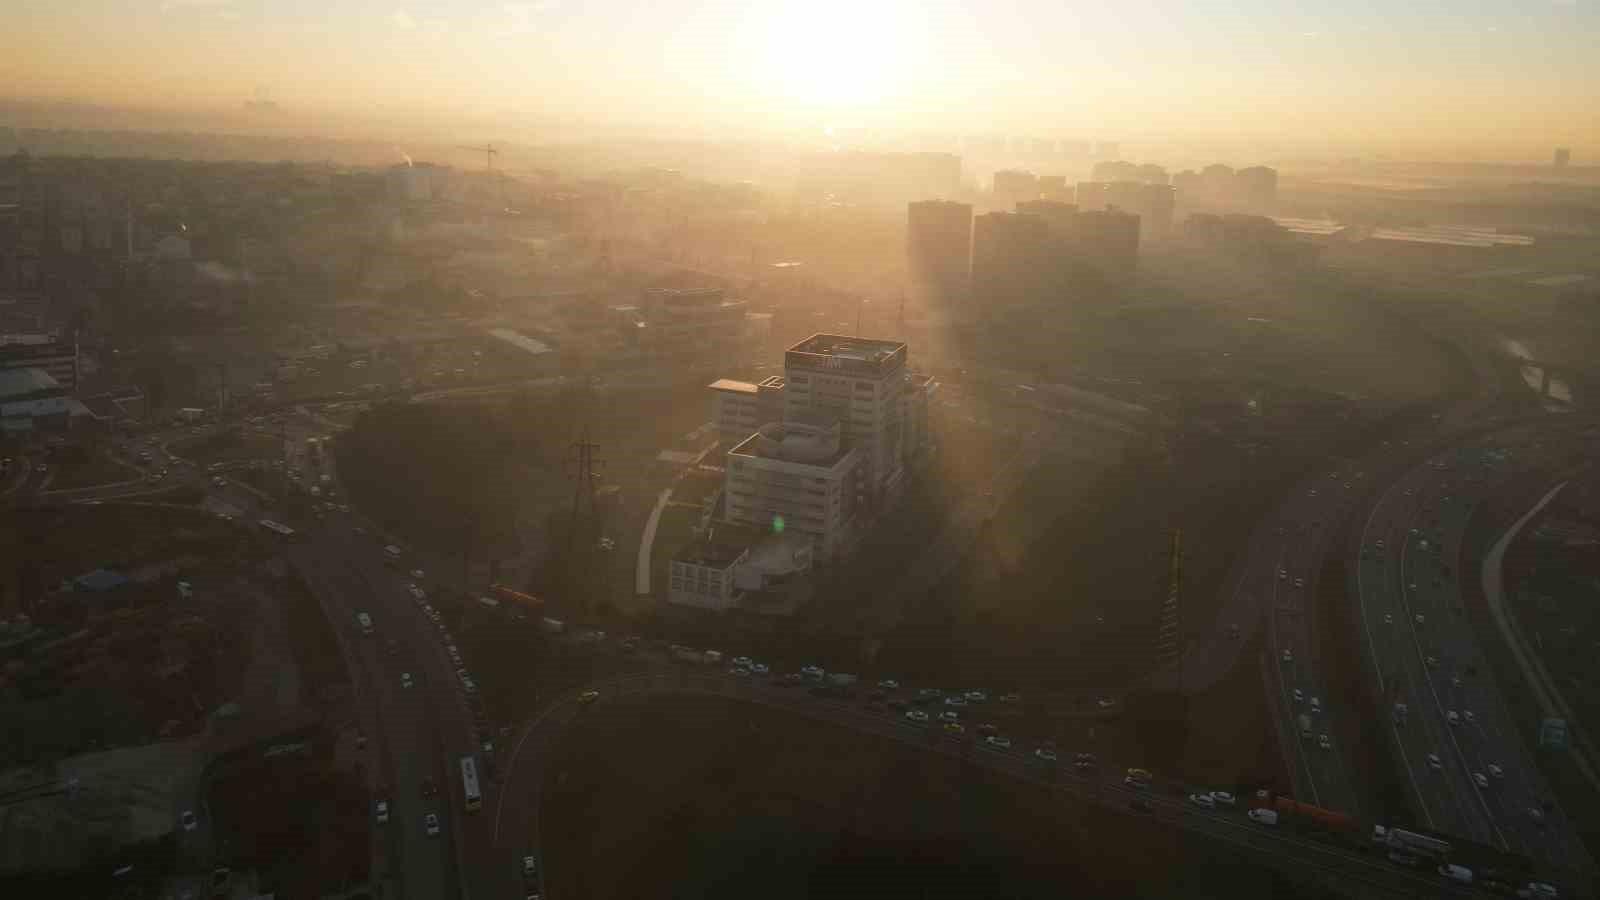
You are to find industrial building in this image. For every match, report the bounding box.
[724,413,863,558]
[0,333,79,393]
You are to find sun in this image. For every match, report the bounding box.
[739,1,924,110]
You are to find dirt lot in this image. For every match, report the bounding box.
[540,692,1322,900]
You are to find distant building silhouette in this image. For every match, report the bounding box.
[1037,175,1073,203]
[972,211,1051,309]
[906,199,973,310]
[992,170,1040,208]
[1554,148,1571,169]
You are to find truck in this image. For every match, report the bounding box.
[1373,825,1452,862]
[1273,796,1353,832]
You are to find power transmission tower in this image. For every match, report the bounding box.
[566,430,605,611]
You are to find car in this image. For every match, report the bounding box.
[209,867,232,894]
[1519,881,1559,899]
[1451,674,1463,688]
[1292,688,1304,704]
[1310,696,1321,713]
[1211,791,1237,807]
[578,690,600,705]
[1034,747,1058,762]
[1096,697,1117,709]
[1447,710,1460,726]
[523,855,539,878]
[401,672,414,688]
[1188,793,1215,809]
[1076,752,1099,765]
[943,721,965,735]
[751,663,769,675]
[1281,648,1293,663]
[729,666,751,677]
[939,710,959,722]
[1318,734,1331,750]
[1488,763,1504,779]
[944,695,967,707]
[1294,577,1305,588]
[410,569,426,579]
[1427,753,1443,770]
[1425,656,1439,669]
[964,690,987,703]
[732,656,754,668]
[462,679,477,693]
[1528,807,1545,825]
[34,463,47,473]
[905,709,929,723]
[1277,568,1287,581]
[1124,776,1150,790]
[801,665,825,679]
[983,735,1012,751]
[424,813,440,836]
[375,800,389,824]
[1248,808,1279,826]
[181,810,198,832]
[917,687,942,699]
[1126,767,1152,782]
[1414,613,1425,625]
[1463,710,1476,724]
[877,678,900,690]
[1383,613,1393,624]
[1474,772,1489,788]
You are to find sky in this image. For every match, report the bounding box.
[2,1,1596,154]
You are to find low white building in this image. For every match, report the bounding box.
[668,540,749,612]
[724,411,860,558]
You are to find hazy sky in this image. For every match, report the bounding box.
[3,1,1596,151]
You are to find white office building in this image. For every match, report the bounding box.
[724,412,861,558]
[782,334,908,503]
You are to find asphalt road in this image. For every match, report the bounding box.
[1355,420,1593,877]
[494,670,1482,900]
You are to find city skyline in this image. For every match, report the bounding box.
[2,1,1596,157]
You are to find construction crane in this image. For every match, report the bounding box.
[460,143,498,170]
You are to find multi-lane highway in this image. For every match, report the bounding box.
[1356,420,1593,878]
[494,670,1489,900]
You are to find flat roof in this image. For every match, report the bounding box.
[487,328,554,356]
[727,428,854,469]
[673,538,748,568]
[0,367,61,398]
[1272,217,1347,237]
[708,378,758,394]
[1367,226,1534,248]
[787,333,906,360]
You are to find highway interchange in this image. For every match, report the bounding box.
[20,379,1595,898]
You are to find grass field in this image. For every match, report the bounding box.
[540,692,1324,900]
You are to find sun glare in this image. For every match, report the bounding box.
[740,1,924,110]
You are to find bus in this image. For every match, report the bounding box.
[460,756,482,813]
[259,519,296,538]
[1374,825,1452,862]
[356,612,375,636]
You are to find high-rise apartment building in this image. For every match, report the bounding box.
[1074,209,1141,280]
[992,170,1040,209]
[1235,166,1278,208]
[972,211,1052,309]
[906,200,973,309]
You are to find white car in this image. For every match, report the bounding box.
[1488,763,1504,779]
[1294,577,1304,588]
[1318,734,1331,751]
[801,665,825,679]
[1211,791,1237,807]
[1425,656,1439,669]
[1427,753,1443,770]
[1383,613,1393,625]
[523,855,539,878]
[877,679,900,690]
[905,710,929,723]
[375,800,389,824]
[1463,710,1475,724]
[1292,689,1304,704]
[1034,748,1057,762]
[1414,613,1425,625]
[732,656,754,669]
[1447,710,1460,726]
[944,695,967,707]
[1473,772,1489,789]
[1451,674,1462,688]
[401,672,414,688]
[752,663,769,675]
[1247,808,1278,826]
[1096,697,1116,709]
[983,735,1011,751]
[410,569,426,579]
[424,813,440,836]
[1281,648,1293,663]
[939,710,959,723]
[1309,697,1321,713]
[1188,792,1215,809]
[965,690,987,703]
[180,810,198,832]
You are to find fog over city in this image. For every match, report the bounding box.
[1,2,1599,899]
